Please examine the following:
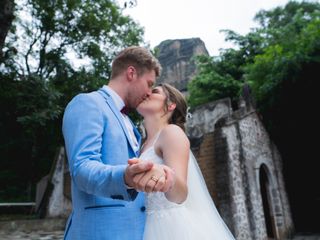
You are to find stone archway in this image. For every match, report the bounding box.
[259,164,277,239]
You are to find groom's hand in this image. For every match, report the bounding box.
[124,159,154,189]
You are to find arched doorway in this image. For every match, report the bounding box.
[259,164,276,239]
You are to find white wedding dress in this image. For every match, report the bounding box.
[140,137,236,240]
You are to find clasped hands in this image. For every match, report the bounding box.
[125,158,175,193]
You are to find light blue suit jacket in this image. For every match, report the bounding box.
[62,87,145,240]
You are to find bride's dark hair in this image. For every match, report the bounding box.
[160,83,187,132]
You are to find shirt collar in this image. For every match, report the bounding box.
[102,85,125,111]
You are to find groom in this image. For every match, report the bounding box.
[62,46,175,240]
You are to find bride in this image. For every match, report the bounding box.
[130,83,235,240]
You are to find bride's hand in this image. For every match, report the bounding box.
[161,165,176,193]
[132,164,175,193]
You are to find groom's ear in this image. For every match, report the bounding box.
[168,103,176,112]
[126,66,136,82]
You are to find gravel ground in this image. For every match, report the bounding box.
[0,219,319,240]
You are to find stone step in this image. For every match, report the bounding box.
[0,218,66,233]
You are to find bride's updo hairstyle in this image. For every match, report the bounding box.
[160,83,187,132]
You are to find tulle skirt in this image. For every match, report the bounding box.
[144,205,210,240]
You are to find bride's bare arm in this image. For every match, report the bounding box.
[155,124,190,204]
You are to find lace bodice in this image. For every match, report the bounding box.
[139,147,183,214]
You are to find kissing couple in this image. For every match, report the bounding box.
[62,46,235,240]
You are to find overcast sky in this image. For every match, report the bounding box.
[122,0,293,56]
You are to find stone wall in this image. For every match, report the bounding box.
[186,98,294,240]
[35,147,71,219]
[191,132,218,202]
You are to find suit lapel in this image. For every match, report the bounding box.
[98,87,140,157]
[130,118,142,156]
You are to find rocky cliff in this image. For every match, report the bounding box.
[155,38,209,92]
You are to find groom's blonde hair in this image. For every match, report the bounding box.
[111,46,162,79]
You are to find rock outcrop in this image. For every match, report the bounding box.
[156,38,209,93]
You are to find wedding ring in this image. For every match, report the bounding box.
[150,175,159,182]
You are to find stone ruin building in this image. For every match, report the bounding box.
[186,98,294,240]
[37,38,295,240]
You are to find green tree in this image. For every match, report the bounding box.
[188,1,320,111]
[187,26,266,108]
[246,1,320,109]
[0,0,144,201]
[0,0,14,57]
[187,54,242,107]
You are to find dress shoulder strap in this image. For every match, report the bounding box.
[141,129,162,152]
[152,131,160,146]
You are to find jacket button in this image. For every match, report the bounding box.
[140,206,146,212]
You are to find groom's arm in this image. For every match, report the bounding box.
[63,94,152,200]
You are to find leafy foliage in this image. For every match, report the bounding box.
[188,55,242,107]
[0,0,144,201]
[247,1,320,107]
[188,1,320,113]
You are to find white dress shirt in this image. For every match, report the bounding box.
[102,85,139,152]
